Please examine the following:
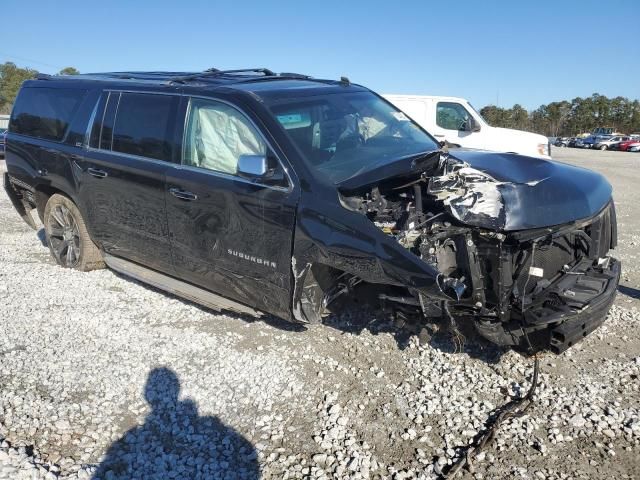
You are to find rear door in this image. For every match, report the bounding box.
[77,91,179,273]
[165,96,298,319]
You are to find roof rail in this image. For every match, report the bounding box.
[167,68,277,85]
[36,73,53,80]
[277,72,312,79]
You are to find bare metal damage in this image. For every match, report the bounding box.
[428,159,506,229]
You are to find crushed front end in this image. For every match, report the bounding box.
[336,151,620,354]
[418,200,620,354]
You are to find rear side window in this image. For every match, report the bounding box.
[111,93,175,161]
[9,87,86,141]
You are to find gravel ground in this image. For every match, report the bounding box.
[1,147,639,480]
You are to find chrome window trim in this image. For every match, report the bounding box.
[110,92,122,151]
[83,88,295,193]
[171,163,291,192]
[98,92,111,148]
[103,89,178,96]
[83,93,102,147]
[83,145,291,192]
[85,145,183,168]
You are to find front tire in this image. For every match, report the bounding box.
[44,194,104,271]
[599,145,607,151]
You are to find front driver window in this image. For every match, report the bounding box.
[436,102,471,131]
[183,98,267,175]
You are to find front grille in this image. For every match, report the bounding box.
[516,202,615,295]
[516,236,576,294]
[587,201,616,257]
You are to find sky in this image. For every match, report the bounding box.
[2,0,639,110]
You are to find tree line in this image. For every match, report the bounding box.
[480,94,640,137]
[0,62,79,114]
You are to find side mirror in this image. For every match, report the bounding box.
[237,154,287,187]
[465,117,481,133]
[237,154,269,179]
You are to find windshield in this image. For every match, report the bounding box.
[268,91,438,184]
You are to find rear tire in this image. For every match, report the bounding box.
[44,194,104,271]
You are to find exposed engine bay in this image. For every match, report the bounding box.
[334,155,620,354]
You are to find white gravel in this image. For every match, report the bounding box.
[1,149,639,479]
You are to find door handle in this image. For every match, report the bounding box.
[87,167,108,178]
[433,134,445,138]
[169,187,198,201]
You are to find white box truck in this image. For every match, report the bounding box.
[383,95,551,159]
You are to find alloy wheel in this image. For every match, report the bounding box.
[47,204,81,267]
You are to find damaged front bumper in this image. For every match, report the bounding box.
[476,256,620,354]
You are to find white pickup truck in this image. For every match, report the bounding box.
[383,94,551,159]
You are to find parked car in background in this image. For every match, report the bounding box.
[568,137,585,148]
[617,137,640,151]
[627,142,640,152]
[0,128,6,157]
[581,136,599,149]
[3,69,619,354]
[383,94,551,159]
[595,136,631,151]
[582,128,629,150]
[554,137,570,147]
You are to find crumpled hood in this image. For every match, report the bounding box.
[432,150,613,231]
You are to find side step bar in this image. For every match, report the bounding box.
[103,254,262,318]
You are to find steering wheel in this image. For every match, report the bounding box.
[335,132,365,152]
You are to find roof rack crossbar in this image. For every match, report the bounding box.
[167,68,276,84]
[227,72,315,85]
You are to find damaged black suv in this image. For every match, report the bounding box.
[4,69,620,354]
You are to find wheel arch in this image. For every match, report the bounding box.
[36,183,99,246]
[35,185,67,223]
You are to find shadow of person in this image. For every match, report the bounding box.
[92,367,260,480]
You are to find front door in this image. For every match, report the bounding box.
[165,97,298,319]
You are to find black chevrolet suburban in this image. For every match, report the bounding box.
[4,68,620,354]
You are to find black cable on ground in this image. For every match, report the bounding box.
[443,355,540,479]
